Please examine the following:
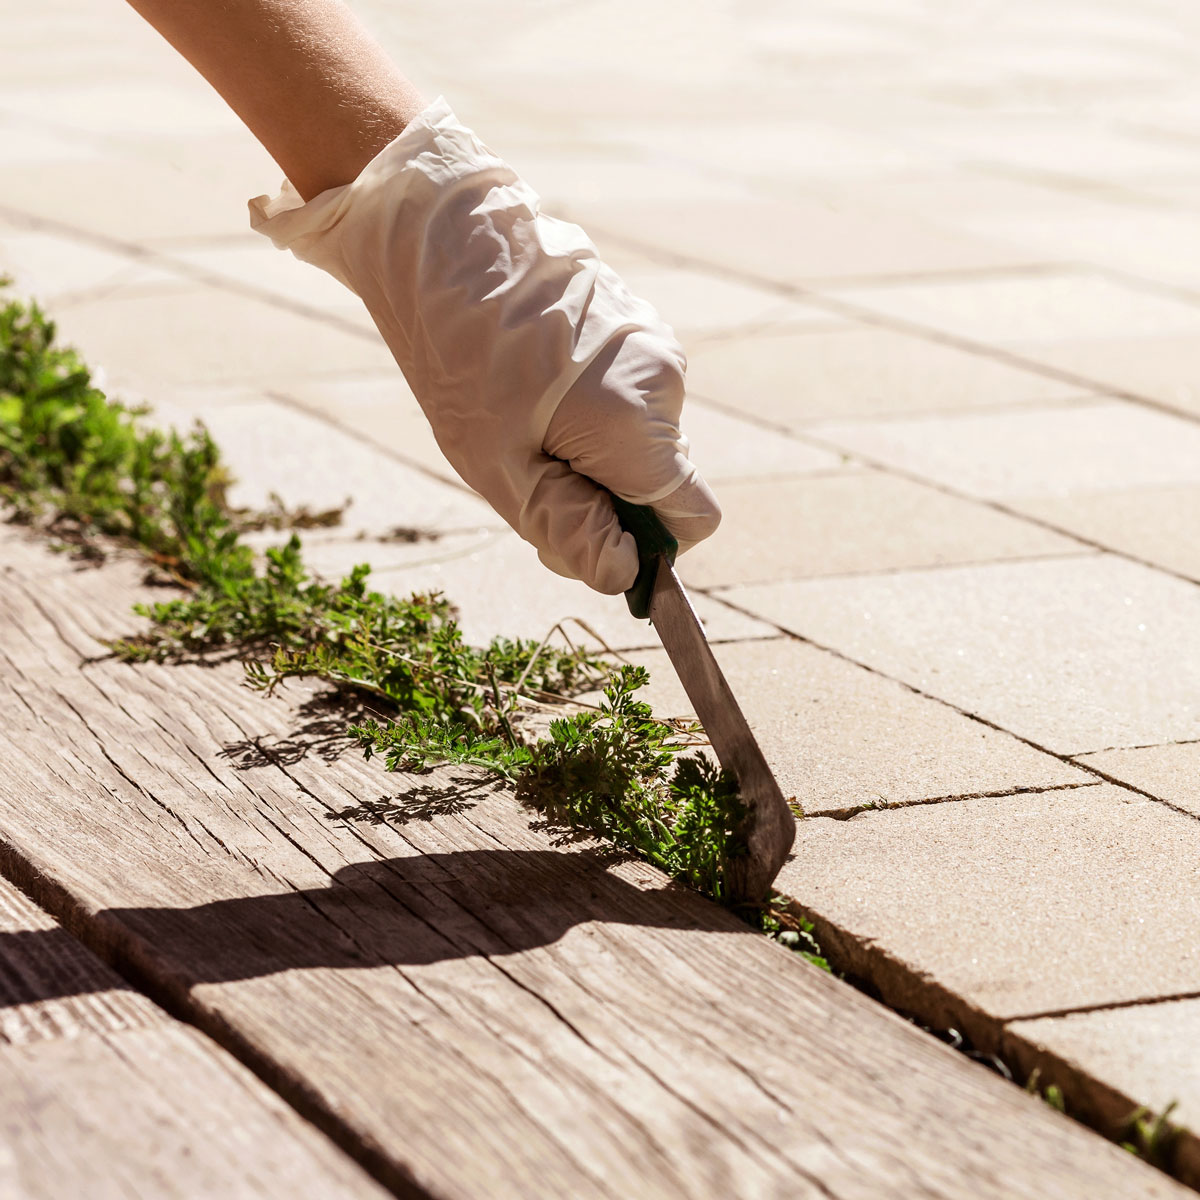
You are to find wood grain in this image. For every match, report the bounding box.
[0,874,387,1199]
[0,531,1187,1199]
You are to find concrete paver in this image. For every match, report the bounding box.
[48,285,395,395]
[722,555,1200,755]
[810,399,1200,500]
[1012,333,1200,421]
[1014,485,1200,583]
[777,786,1200,1017]
[837,271,1200,347]
[162,398,497,537]
[0,229,175,304]
[678,468,1086,588]
[598,638,1090,816]
[361,528,777,652]
[684,326,1088,428]
[1076,742,1200,818]
[0,137,280,243]
[1009,1001,1200,1133]
[560,192,1050,285]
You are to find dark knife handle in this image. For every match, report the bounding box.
[611,496,679,620]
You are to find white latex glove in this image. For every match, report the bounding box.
[248,94,720,595]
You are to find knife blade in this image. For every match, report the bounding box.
[612,498,797,903]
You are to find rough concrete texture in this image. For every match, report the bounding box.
[1076,742,1200,818]
[677,468,1085,588]
[723,555,1200,755]
[363,529,776,652]
[683,326,1084,427]
[838,271,1200,347]
[811,400,1200,501]
[1009,1000,1200,1134]
[1013,486,1200,585]
[776,786,1200,1017]
[596,639,1089,816]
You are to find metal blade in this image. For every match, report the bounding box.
[648,561,796,902]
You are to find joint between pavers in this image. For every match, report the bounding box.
[1005,988,1200,1025]
[819,780,1103,821]
[582,216,1200,435]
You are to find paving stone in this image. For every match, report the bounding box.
[722,555,1200,755]
[1076,742,1200,818]
[0,114,103,166]
[0,136,282,243]
[268,376,456,485]
[1012,333,1200,421]
[811,400,1200,500]
[165,242,374,328]
[775,786,1200,1016]
[609,262,840,341]
[900,114,1200,179]
[678,403,842,483]
[679,469,1084,588]
[1009,1000,1200,1131]
[366,528,776,652]
[47,285,396,393]
[558,192,1046,286]
[164,398,497,537]
[0,81,243,140]
[957,206,1200,288]
[596,638,1089,816]
[602,116,925,186]
[837,271,1200,347]
[0,230,173,304]
[684,326,1086,427]
[1013,485,1200,583]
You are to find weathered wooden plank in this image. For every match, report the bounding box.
[0,874,389,1199]
[0,538,1188,1199]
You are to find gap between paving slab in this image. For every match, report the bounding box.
[582,221,1200,431]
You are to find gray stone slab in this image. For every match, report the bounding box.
[263,376,458,487]
[666,402,843,483]
[775,785,1200,1016]
[272,378,843,490]
[165,242,375,329]
[684,326,1085,428]
[678,469,1085,588]
[154,397,498,537]
[721,555,1200,755]
[1013,333,1200,421]
[601,261,839,341]
[836,271,1200,347]
[1013,485,1200,583]
[1009,1000,1200,1133]
[559,192,1045,285]
[0,135,281,243]
[367,527,775,652]
[596,638,1090,817]
[48,284,396,395]
[1076,742,1200,817]
[810,400,1200,500]
[0,229,174,304]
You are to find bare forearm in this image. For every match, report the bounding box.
[124,0,426,198]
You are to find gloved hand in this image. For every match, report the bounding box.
[248,94,720,595]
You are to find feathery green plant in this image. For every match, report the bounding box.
[0,281,790,921]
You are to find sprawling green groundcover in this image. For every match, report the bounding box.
[0,282,822,962]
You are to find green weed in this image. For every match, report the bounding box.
[0,282,788,920]
[1121,1101,1180,1169]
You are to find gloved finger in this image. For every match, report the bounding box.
[643,466,722,554]
[520,457,640,595]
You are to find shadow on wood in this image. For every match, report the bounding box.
[0,849,752,1007]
